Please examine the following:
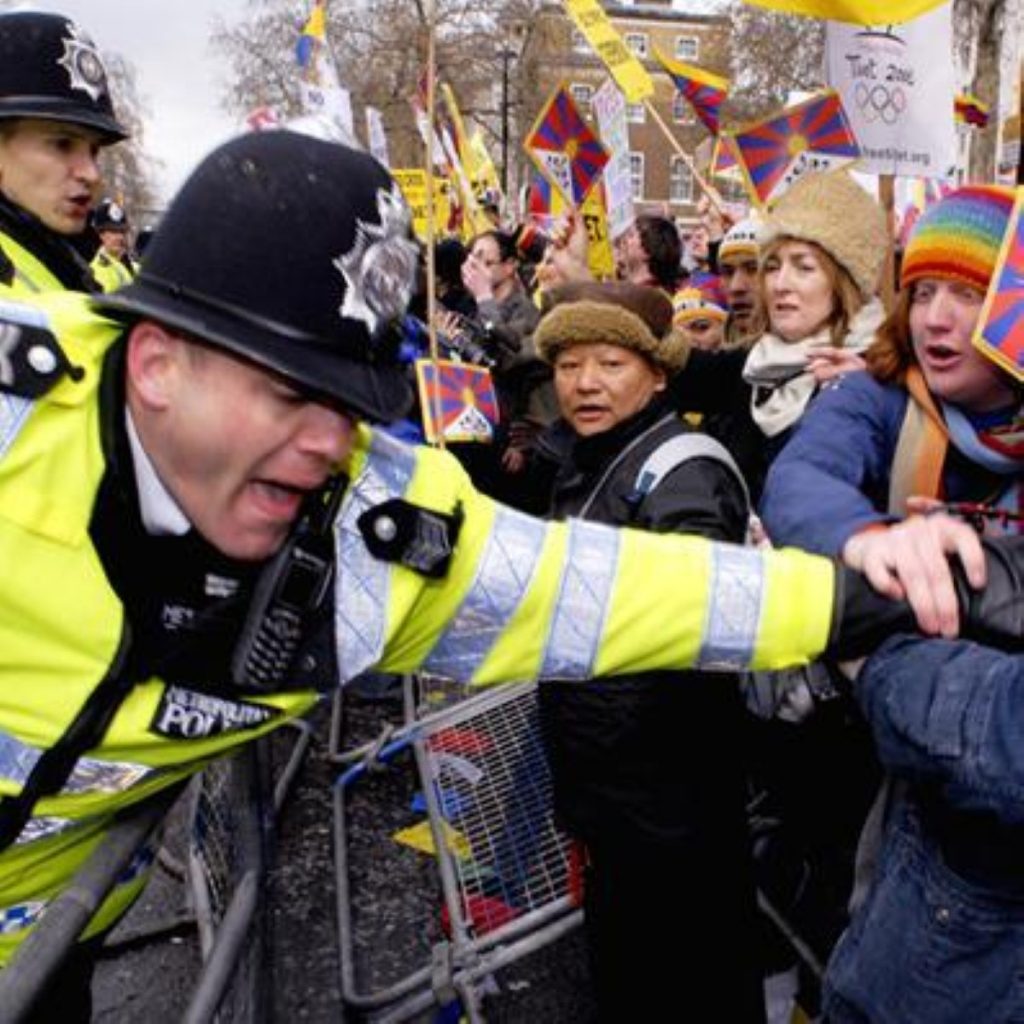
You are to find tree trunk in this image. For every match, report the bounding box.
[960,0,1004,181]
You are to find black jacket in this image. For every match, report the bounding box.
[538,396,752,847]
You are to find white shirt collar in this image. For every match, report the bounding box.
[125,408,191,536]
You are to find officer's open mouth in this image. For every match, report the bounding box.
[250,480,308,519]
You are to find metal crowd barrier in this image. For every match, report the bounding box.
[0,717,311,1024]
[185,721,313,1024]
[331,677,584,1023]
[0,785,182,1023]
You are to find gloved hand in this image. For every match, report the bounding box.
[831,535,1024,658]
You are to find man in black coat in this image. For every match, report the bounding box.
[533,280,765,1022]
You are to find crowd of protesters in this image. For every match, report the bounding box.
[0,7,1021,1024]
[406,170,1022,1024]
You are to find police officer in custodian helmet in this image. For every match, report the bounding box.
[0,128,1020,1020]
[0,11,127,296]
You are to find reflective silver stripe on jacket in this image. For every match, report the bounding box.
[422,506,547,682]
[0,299,54,457]
[334,431,417,682]
[540,518,620,679]
[16,815,81,846]
[695,543,765,670]
[0,394,31,459]
[0,900,46,935]
[0,729,155,795]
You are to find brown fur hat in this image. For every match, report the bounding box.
[758,170,888,299]
[535,280,690,371]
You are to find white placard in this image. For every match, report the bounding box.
[366,106,390,168]
[826,3,956,178]
[591,78,635,240]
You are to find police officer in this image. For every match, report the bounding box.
[0,130,1019,1020]
[90,197,137,291]
[0,11,126,296]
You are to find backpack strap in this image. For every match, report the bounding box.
[629,432,751,515]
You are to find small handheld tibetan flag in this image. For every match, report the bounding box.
[731,90,860,209]
[296,1,325,72]
[652,48,729,135]
[973,188,1024,383]
[416,359,500,443]
[954,93,990,128]
[524,83,609,208]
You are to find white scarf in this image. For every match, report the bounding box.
[742,299,884,438]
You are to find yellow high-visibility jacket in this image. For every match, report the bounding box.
[90,250,137,293]
[0,290,836,961]
[0,231,67,298]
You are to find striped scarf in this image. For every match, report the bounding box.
[889,367,1023,534]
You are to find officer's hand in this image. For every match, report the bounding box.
[842,514,987,637]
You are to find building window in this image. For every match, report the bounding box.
[629,152,645,200]
[624,33,648,58]
[675,36,699,61]
[669,156,693,203]
[571,29,588,52]
[570,83,593,108]
[626,102,646,123]
[672,92,695,124]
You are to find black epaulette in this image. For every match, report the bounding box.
[0,302,82,398]
[357,498,462,579]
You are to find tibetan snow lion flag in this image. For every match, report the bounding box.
[416,360,500,443]
[731,90,860,209]
[524,84,609,208]
[711,134,741,178]
[652,48,729,135]
[739,0,945,25]
[973,188,1024,383]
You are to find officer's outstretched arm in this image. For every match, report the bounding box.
[334,430,1022,688]
[334,429,835,685]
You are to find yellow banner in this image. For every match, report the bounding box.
[740,0,945,25]
[441,84,493,238]
[561,0,654,103]
[469,130,502,204]
[392,168,451,241]
[541,181,615,280]
[581,186,615,280]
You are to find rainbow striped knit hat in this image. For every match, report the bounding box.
[901,184,1014,293]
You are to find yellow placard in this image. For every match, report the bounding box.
[561,0,654,103]
[580,185,615,280]
[392,168,451,241]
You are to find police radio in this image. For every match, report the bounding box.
[231,476,346,692]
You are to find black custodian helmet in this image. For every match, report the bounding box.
[96,130,420,423]
[0,12,126,143]
[92,198,130,232]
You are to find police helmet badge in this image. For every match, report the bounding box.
[334,186,418,341]
[57,22,110,103]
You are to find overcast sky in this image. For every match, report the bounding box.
[18,0,252,207]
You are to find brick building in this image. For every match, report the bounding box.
[520,0,731,226]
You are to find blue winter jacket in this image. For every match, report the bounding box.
[760,371,1012,556]
[824,637,1024,1024]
